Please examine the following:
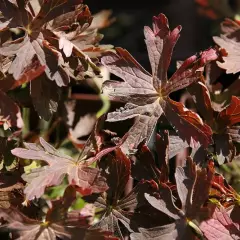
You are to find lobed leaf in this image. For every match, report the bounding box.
[200,206,240,240]
[102,14,216,152]
[11,137,114,200]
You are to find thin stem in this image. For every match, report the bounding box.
[22,108,30,136]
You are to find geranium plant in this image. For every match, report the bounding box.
[0,1,239,239]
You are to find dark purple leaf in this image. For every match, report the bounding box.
[86,149,160,238]
[162,98,212,148]
[102,14,216,152]
[31,75,59,121]
[145,157,214,239]
[0,90,23,129]
[132,132,169,183]
[130,223,177,240]
[217,96,240,130]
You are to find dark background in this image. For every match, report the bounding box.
[87,0,215,74]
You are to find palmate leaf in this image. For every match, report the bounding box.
[200,205,240,240]
[0,186,118,240]
[86,148,161,239]
[11,137,123,200]
[0,0,105,81]
[0,0,109,120]
[0,207,74,240]
[50,5,113,60]
[101,13,217,153]
[0,208,118,240]
[0,186,77,240]
[0,13,69,86]
[0,0,74,120]
[189,81,240,164]
[144,157,214,239]
[213,19,240,74]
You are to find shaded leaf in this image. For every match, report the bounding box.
[0,186,111,240]
[187,78,214,124]
[86,149,160,239]
[145,184,180,221]
[214,134,235,164]
[0,90,23,129]
[0,60,45,92]
[217,96,240,130]
[65,100,96,149]
[145,157,214,239]
[0,207,73,239]
[130,223,177,240]
[30,75,59,120]
[228,126,240,143]
[0,137,18,169]
[0,171,23,209]
[132,132,169,183]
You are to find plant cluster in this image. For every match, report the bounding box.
[0,0,239,239]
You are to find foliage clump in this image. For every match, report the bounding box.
[0,0,239,239]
